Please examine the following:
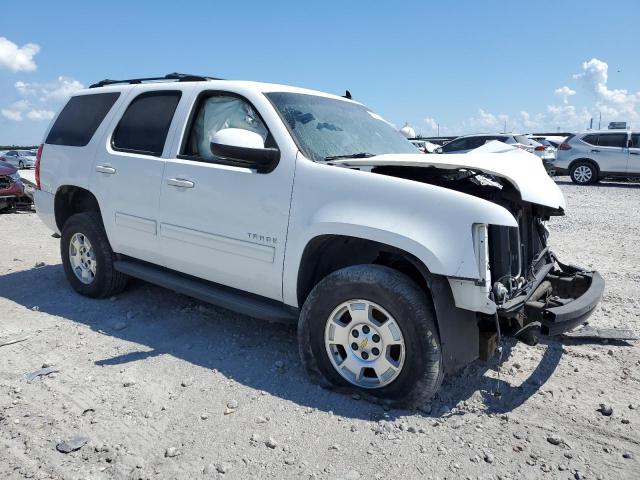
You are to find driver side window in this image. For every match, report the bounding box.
[183,94,270,162]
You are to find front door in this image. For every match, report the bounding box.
[158,91,295,301]
[90,86,185,266]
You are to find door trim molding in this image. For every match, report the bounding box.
[159,223,275,263]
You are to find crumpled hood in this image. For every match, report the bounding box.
[331,143,566,211]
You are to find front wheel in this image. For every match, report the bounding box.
[61,212,128,298]
[298,265,443,407]
[18,160,24,169]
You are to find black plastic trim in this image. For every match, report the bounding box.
[113,258,298,323]
[538,270,605,336]
[89,72,221,89]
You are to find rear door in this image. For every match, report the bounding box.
[629,133,640,174]
[593,133,629,173]
[90,86,185,266]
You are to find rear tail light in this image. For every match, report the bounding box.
[559,143,572,151]
[534,145,545,151]
[35,143,43,189]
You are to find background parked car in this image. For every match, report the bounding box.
[439,133,554,162]
[0,161,25,212]
[410,139,440,153]
[552,130,640,184]
[534,135,567,149]
[0,150,37,169]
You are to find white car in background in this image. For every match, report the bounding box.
[0,150,37,169]
[410,139,440,153]
[438,133,549,158]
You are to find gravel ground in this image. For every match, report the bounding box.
[1,177,638,480]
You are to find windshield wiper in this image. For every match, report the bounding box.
[323,152,376,161]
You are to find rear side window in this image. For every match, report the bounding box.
[581,134,599,145]
[46,93,120,147]
[631,134,640,148]
[112,91,181,156]
[597,133,627,148]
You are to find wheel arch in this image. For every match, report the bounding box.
[569,158,600,175]
[54,185,103,231]
[295,234,480,374]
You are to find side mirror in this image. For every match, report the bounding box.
[435,146,443,154]
[210,128,279,173]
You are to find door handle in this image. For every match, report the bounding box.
[95,165,116,174]
[591,149,600,153]
[167,178,195,188]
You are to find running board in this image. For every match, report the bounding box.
[114,260,298,324]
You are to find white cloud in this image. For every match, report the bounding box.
[573,58,640,122]
[0,99,54,123]
[15,76,85,102]
[1,108,23,121]
[554,86,576,104]
[462,109,509,132]
[448,58,639,134]
[423,117,438,130]
[1,76,84,124]
[26,109,54,121]
[0,37,39,72]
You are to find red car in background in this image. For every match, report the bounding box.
[0,160,25,212]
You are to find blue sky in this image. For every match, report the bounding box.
[1,0,639,144]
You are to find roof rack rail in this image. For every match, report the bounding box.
[89,72,223,89]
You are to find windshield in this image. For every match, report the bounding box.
[266,92,419,161]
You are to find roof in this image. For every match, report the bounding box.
[83,73,355,103]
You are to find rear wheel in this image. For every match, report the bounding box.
[61,212,128,298]
[18,160,24,169]
[298,265,443,407]
[570,161,597,184]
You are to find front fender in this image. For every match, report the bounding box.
[282,157,517,307]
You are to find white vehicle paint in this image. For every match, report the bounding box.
[32,74,603,400]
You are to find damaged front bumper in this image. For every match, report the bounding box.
[496,253,604,337]
[523,261,605,336]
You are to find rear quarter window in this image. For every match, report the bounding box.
[581,134,599,145]
[46,93,120,147]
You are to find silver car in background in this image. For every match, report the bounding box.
[0,150,37,169]
[552,131,640,184]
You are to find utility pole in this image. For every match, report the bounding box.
[598,111,601,130]
[504,119,507,132]
[437,123,440,137]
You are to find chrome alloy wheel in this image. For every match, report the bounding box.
[68,233,97,284]
[324,299,406,389]
[574,165,593,183]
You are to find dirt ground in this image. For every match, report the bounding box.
[1,177,638,480]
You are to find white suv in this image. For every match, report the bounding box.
[33,73,604,405]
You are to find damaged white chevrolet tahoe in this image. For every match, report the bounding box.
[33,73,604,406]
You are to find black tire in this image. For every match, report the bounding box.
[60,211,128,298]
[298,264,443,407]
[18,160,24,169]
[569,161,598,185]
